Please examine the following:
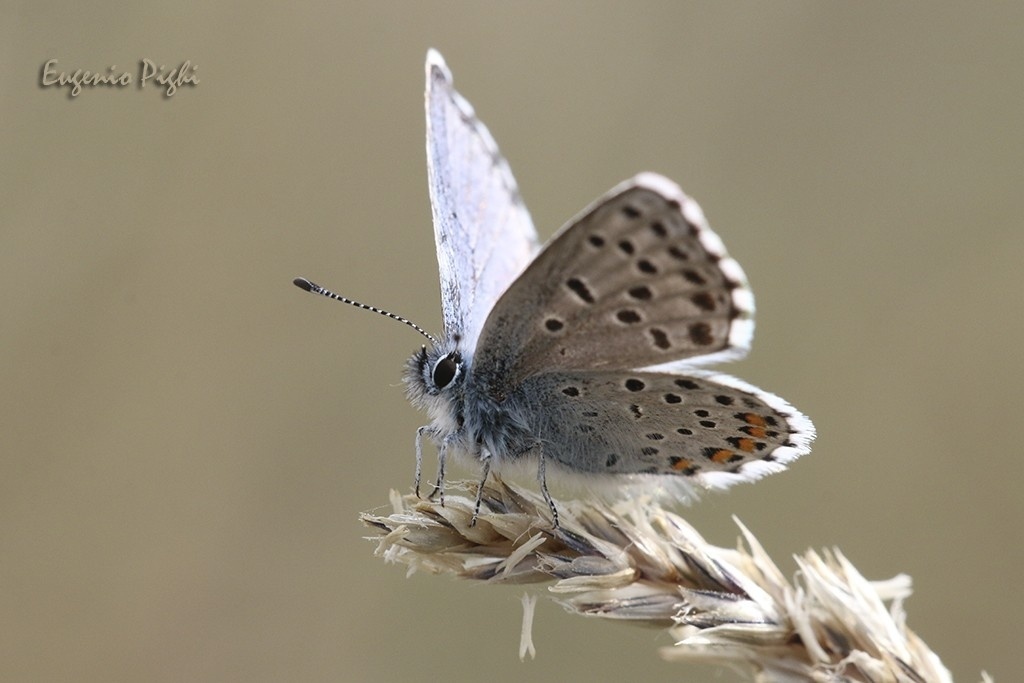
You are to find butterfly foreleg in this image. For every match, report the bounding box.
[427,431,463,506]
[415,425,450,505]
[414,425,435,498]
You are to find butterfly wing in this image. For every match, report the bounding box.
[425,50,540,350]
[514,368,814,492]
[473,173,754,386]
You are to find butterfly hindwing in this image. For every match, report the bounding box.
[425,50,539,350]
[514,369,814,490]
[473,173,754,386]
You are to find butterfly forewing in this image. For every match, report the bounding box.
[473,174,754,385]
[516,369,814,489]
[425,50,539,349]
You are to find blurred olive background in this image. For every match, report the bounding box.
[2,3,1020,681]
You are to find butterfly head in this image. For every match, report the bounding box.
[414,344,465,394]
[404,339,470,436]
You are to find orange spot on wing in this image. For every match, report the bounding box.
[736,438,756,453]
[671,457,693,471]
[711,449,733,463]
[742,413,767,427]
[741,425,767,438]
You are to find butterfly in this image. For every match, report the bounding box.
[295,49,814,526]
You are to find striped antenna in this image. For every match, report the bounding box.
[292,277,438,345]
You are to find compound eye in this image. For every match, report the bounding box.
[432,354,459,389]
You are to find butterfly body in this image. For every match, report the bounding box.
[297,50,814,525]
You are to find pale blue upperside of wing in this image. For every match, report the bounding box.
[425,49,540,350]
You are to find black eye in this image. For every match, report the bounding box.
[432,354,459,388]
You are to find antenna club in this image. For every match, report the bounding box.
[293,277,315,292]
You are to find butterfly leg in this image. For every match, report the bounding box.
[427,436,453,506]
[414,425,432,498]
[469,457,492,527]
[416,425,448,506]
[536,446,560,528]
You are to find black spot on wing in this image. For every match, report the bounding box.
[566,277,595,304]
